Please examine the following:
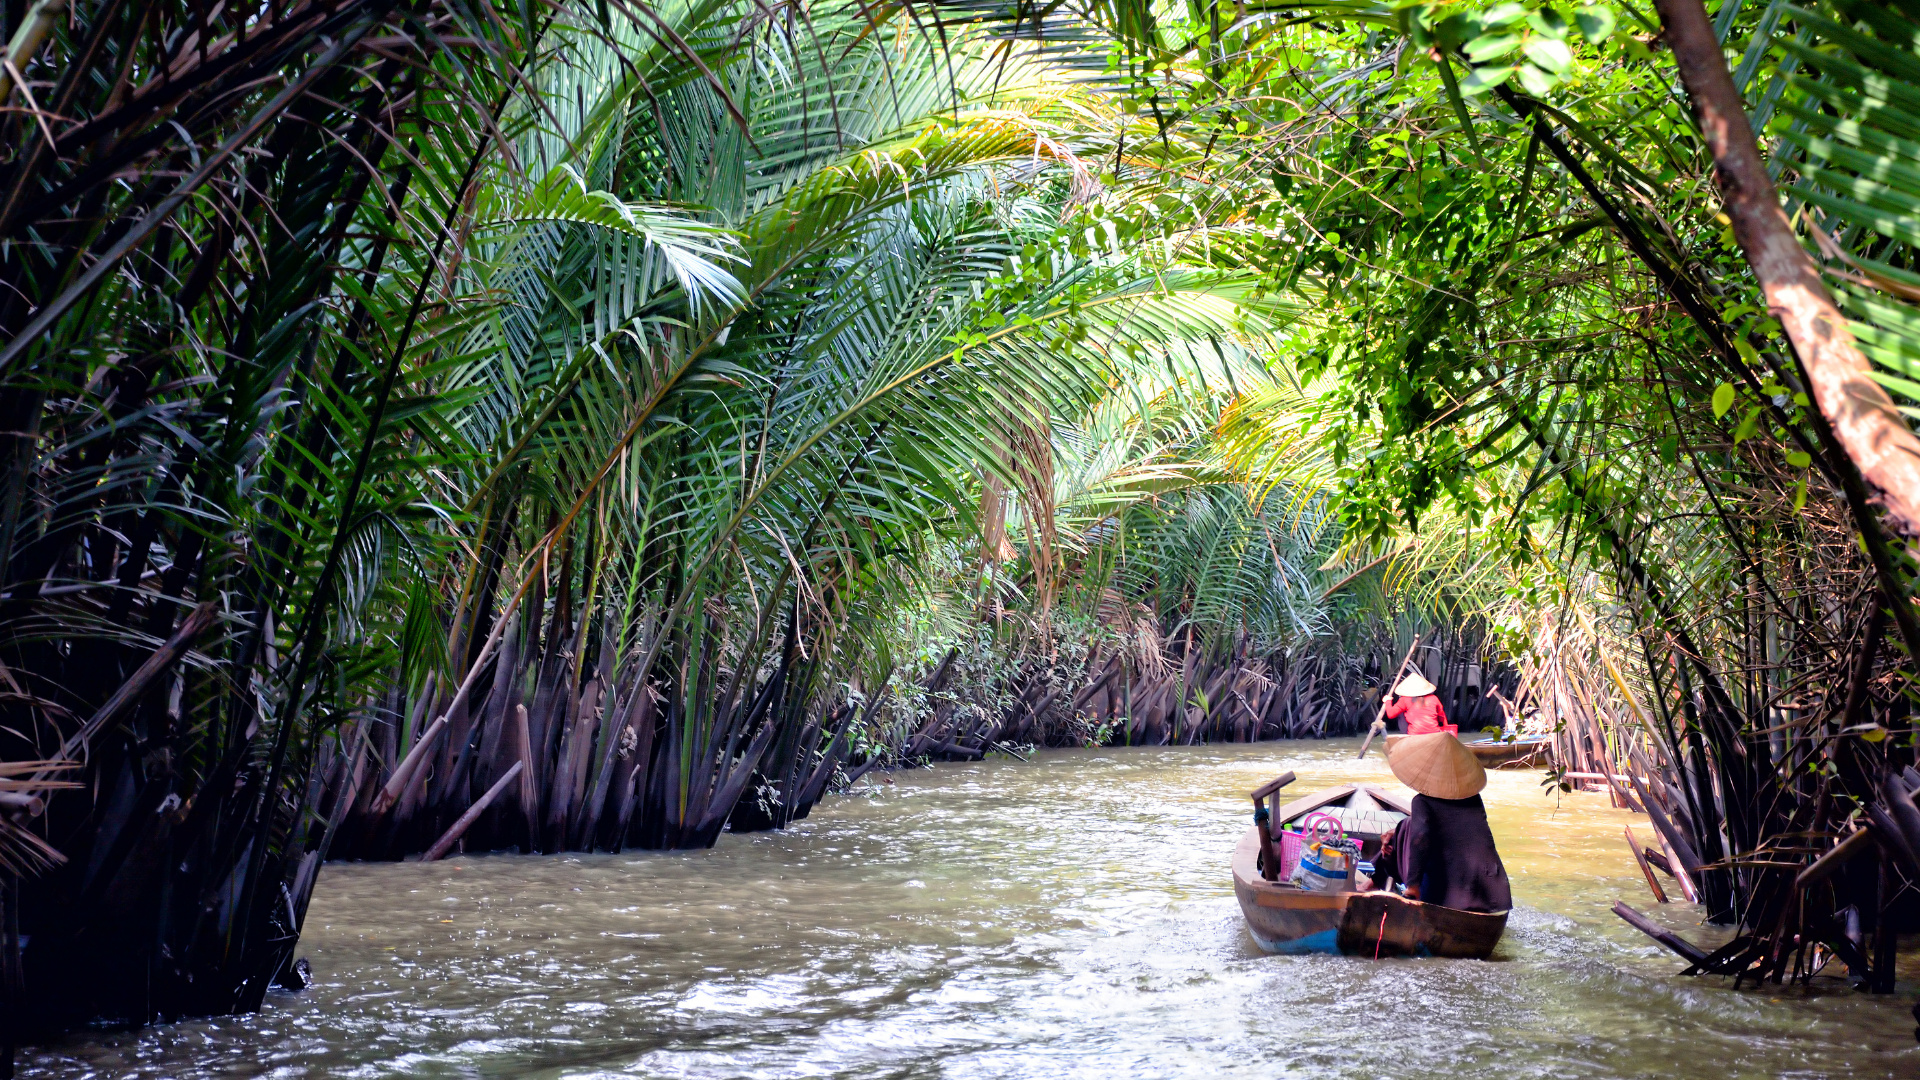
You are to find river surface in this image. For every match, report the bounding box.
[29,740,1920,1078]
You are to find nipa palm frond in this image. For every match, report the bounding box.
[0,760,79,876]
[1773,0,1920,410]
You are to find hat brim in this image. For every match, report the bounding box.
[1395,672,1437,697]
[1387,732,1486,799]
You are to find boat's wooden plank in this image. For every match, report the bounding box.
[1345,787,1382,815]
[1356,783,1411,816]
[1250,888,1349,911]
[1276,784,1355,825]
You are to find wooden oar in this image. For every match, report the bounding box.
[1357,635,1422,759]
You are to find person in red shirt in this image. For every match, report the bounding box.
[1383,672,1456,735]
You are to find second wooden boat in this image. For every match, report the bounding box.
[1384,732,1551,769]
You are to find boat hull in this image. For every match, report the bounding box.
[1232,829,1350,953]
[1337,891,1508,959]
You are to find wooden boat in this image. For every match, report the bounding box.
[1335,890,1510,958]
[1233,773,1509,958]
[1384,732,1551,769]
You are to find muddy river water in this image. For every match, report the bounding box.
[30,740,1920,1077]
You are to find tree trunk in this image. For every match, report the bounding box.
[1654,0,1920,534]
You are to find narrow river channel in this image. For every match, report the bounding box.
[31,740,1920,1077]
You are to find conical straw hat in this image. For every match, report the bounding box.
[1388,732,1486,800]
[1395,671,1437,697]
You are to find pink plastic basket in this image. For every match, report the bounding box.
[1277,829,1303,880]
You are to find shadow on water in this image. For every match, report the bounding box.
[29,740,1920,1078]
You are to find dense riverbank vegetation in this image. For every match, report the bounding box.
[3,0,1920,1053]
[1132,0,1920,985]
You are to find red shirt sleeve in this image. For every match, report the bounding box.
[1384,697,1408,720]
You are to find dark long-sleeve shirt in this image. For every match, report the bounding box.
[1394,793,1511,913]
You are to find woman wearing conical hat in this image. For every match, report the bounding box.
[1382,671,1456,735]
[1381,733,1511,913]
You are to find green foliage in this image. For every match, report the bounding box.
[20,0,1920,1026]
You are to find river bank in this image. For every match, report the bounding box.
[28,740,1920,1078]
